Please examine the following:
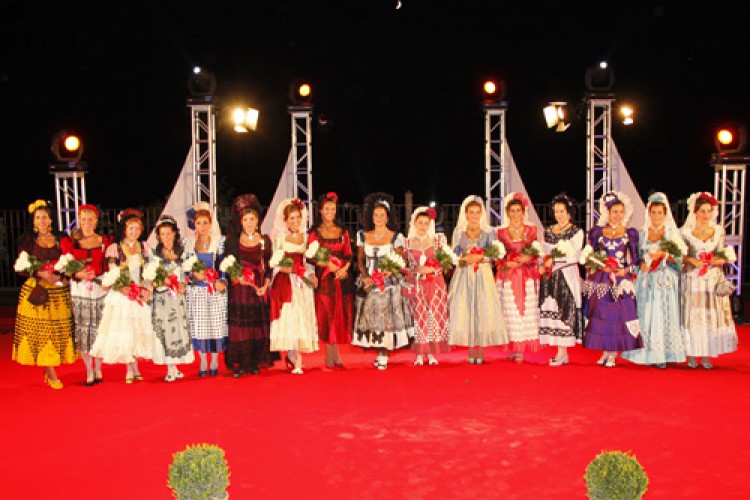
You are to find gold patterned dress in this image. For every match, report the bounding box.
[12,234,77,366]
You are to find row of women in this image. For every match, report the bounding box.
[12,187,738,389]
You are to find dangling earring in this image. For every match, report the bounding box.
[33,226,38,234]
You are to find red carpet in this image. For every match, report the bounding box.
[2,316,750,499]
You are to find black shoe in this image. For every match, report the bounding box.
[250,367,260,375]
[232,369,243,378]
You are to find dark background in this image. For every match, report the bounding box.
[1,1,748,210]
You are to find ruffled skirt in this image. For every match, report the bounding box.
[90,291,154,364]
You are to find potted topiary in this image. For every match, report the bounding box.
[168,443,231,500]
[584,450,649,499]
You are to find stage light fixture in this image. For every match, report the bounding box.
[231,107,259,133]
[715,123,747,154]
[620,105,634,125]
[51,130,83,162]
[481,78,506,104]
[290,79,313,106]
[585,61,615,92]
[188,67,217,98]
[543,102,570,132]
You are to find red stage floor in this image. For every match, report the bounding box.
[1,310,749,499]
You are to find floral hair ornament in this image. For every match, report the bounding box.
[290,198,305,211]
[603,192,622,208]
[647,192,667,204]
[156,214,178,227]
[78,204,99,217]
[325,192,338,203]
[28,199,48,214]
[426,208,437,220]
[513,192,529,208]
[117,208,144,223]
[185,208,197,230]
[233,197,252,213]
[697,192,718,207]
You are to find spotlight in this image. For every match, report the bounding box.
[585,61,615,92]
[620,105,634,125]
[290,79,313,106]
[481,78,506,105]
[187,67,217,98]
[714,123,747,154]
[543,102,570,132]
[231,107,259,133]
[51,130,83,162]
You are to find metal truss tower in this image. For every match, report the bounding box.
[288,105,313,227]
[712,154,748,290]
[483,102,507,226]
[50,168,87,233]
[188,101,218,213]
[585,94,615,230]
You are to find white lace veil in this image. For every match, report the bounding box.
[641,191,678,232]
[597,191,634,227]
[270,198,309,243]
[407,206,436,240]
[682,191,719,231]
[499,191,531,229]
[453,195,492,248]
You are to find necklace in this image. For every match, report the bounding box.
[197,238,210,250]
[608,224,622,232]
[649,224,665,233]
[373,230,387,241]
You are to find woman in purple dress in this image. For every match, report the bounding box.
[582,191,643,367]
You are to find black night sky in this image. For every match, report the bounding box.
[1,2,748,210]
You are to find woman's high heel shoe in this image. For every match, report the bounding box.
[605,354,617,368]
[549,354,569,366]
[285,356,294,370]
[44,374,63,390]
[596,353,608,366]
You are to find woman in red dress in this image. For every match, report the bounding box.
[495,192,541,363]
[307,192,353,369]
[60,204,112,386]
[404,206,450,366]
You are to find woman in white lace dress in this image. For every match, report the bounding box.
[679,191,738,369]
[268,198,319,374]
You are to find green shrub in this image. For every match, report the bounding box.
[168,443,231,500]
[584,450,649,500]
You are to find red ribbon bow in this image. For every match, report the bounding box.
[126,282,146,305]
[41,261,56,273]
[423,258,440,281]
[204,268,219,294]
[469,247,485,272]
[371,269,386,291]
[293,262,307,287]
[698,252,713,277]
[165,274,180,295]
[605,257,620,283]
[321,255,344,280]
[242,268,255,285]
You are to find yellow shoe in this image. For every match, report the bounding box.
[43,374,63,390]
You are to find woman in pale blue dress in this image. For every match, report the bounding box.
[622,192,688,368]
[448,195,508,364]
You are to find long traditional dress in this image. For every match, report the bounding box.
[184,237,229,353]
[60,234,112,354]
[90,242,154,364]
[308,227,354,344]
[12,234,77,366]
[404,234,450,354]
[496,225,540,352]
[538,225,584,347]
[226,235,274,371]
[150,254,194,366]
[582,226,643,352]
[680,225,737,357]
[352,232,415,350]
[622,228,688,365]
[448,230,507,347]
[269,238,319,353]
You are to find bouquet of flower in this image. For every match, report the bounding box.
[697,246,736,277]
[579,245,609,272]
[14,251,50,275]
[714,245,737,262]
[219,255,244,283]
[646,236,687,272]
[417,254,442,281]
[101,264,132,291]
[144,258,181,295]
[271,250,314,287]
[521,240,542,257]
[461,241,506,271]
[182,255,206,274]
[378,250,407,278]
[53,253,86,276]
[549,239,575,260]
[304,241,343,279]
[435,244,458,273]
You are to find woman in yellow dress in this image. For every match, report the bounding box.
[12,199,77,389]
